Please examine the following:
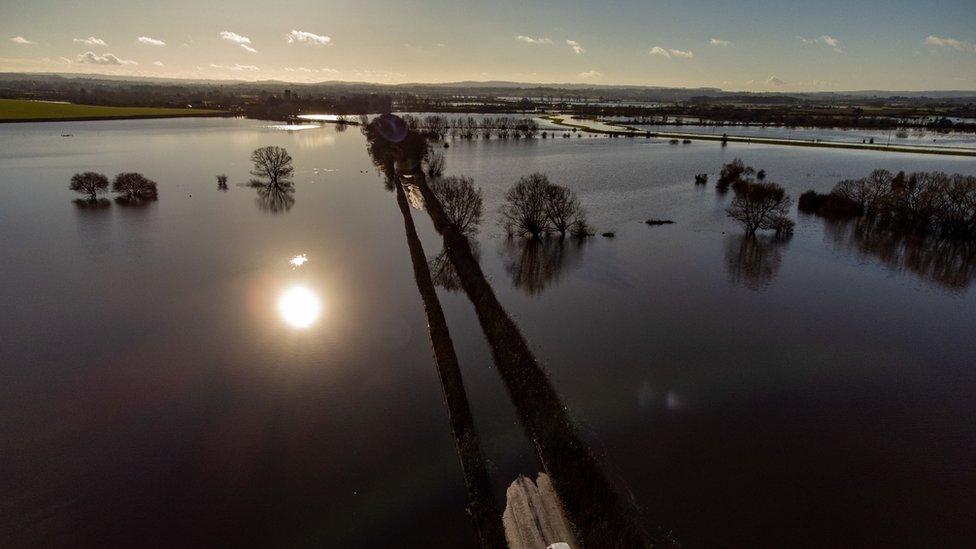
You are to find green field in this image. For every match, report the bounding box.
[0,99,226,122]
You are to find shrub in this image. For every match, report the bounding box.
[424,150,446,179]
[717,158,755,191]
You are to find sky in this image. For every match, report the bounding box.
[1,0,974,91]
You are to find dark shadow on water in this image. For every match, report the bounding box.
[372,148,506,547]
[364,115,675,548]
[430,240,481,293]
[823,216,976,290]
[725,233,790,290]
[502,237,587,295]
[248,179,296,214]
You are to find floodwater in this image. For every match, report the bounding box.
[601,120,976,149]
[1,118,974,547]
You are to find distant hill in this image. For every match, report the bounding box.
[1,72,974,104]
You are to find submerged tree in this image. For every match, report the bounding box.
[726,181,792,234]
[69,172,109,201]
[716,158,755,191]
[500,173,552,238]
[216,174,229,191]
[424,150,446,179]
[112,172,159,203]
[430,175,483,234]
[544,184,587,237]
[250,146,294,185]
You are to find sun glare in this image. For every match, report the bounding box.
[289,254,308,268]
[278,286,321,328]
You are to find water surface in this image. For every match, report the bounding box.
[1,118,974,547]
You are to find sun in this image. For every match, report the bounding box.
[277,286,321,328]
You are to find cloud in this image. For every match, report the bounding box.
[566,40,584,54]
[209,63,259,71]
[10,36,35,45]
[766,75,786,86]
[648,46,670,58]
[516,35,552,44]
[283,67,340,75]
[578,70,601,78]
[648,46,693,59]
[219,31,251,45]
[799,35,842,52]
[710,38,731,47]
[77,51,137,65]
[240,44,257,53]
[925,35,976,52]
[152,61,164,67]
[137,36,166,46]
[286,30,331,46]
[74,36,107,47]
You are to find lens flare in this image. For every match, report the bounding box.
[278,286,321,328]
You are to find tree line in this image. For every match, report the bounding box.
[799,169,976,240]
[401,114,541,140]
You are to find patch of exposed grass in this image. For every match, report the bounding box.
[0,99,226,122]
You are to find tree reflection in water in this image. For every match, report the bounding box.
[502,237,586,295]
[725,233,790,290]
[248,179,296,214]
[430,241,480,293]
[364,114,673,548]
[824,217,976,290]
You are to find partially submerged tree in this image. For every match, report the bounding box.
[424,150,446,179]
[430,175,483,234]
[544,183,587,237]
[216,174,228,191]
[501,173,591,239]
[112,172,158,203]
[716,158,755,191]
[250,146,294,185]
[69,172,109,201]
[726,181,793,234]
[500,173,552,238]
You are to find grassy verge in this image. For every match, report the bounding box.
[0,99,228,122]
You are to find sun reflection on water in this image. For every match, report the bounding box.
[290,253,308,268]
[278,285,321,329]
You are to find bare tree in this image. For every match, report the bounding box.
[112,172,159,203]
[430,176,483,234]
[250,146,294,185]
[544,184,586,237]
[216,174,228,191]
[424,150,446,179]
[832,169,892,214]
[500,173,552,238]
[69,172,109,201]
[726,181,792,234]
